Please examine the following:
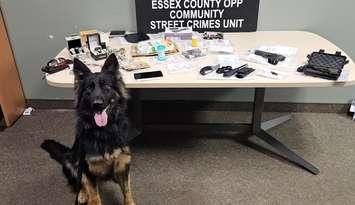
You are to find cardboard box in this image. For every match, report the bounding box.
[80,29,98,45]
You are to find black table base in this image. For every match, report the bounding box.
[129,88,319,175]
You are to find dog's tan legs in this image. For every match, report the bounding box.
[114,147,135,205]
[77,174,102,205]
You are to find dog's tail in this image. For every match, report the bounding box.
[41,139,70,164]
[41,139,82,192]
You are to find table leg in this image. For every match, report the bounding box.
[128,89,143,140]
[251,88,319,175]
[128,87,319,175]
[261,114,292,131]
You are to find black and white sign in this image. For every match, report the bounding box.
[135,0,260,33]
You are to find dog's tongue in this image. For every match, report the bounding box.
[94,110,108,127]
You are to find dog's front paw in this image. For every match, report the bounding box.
[77,190,88,204]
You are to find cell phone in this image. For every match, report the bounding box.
[134,71,163,80]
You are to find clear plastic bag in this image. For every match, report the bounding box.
[242,45,299,69]
[206,39,234,54]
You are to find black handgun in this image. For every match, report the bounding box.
[254,50,286,65]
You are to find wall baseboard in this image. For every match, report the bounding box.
[26,100,350,113]
[26,100,74,109]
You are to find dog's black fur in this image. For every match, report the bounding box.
[41,54,132,204]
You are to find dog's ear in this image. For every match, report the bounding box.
[101,54,119,76]
[73,58,91,80]
[102,54,129,99]
[73,58,91,108]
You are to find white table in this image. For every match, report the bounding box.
[47,31,355,88]
[46,31,355,175]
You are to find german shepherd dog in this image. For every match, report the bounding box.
[41,54,135,205]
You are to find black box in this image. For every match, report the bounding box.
[87,33,107,60]
[65,34,86,57]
